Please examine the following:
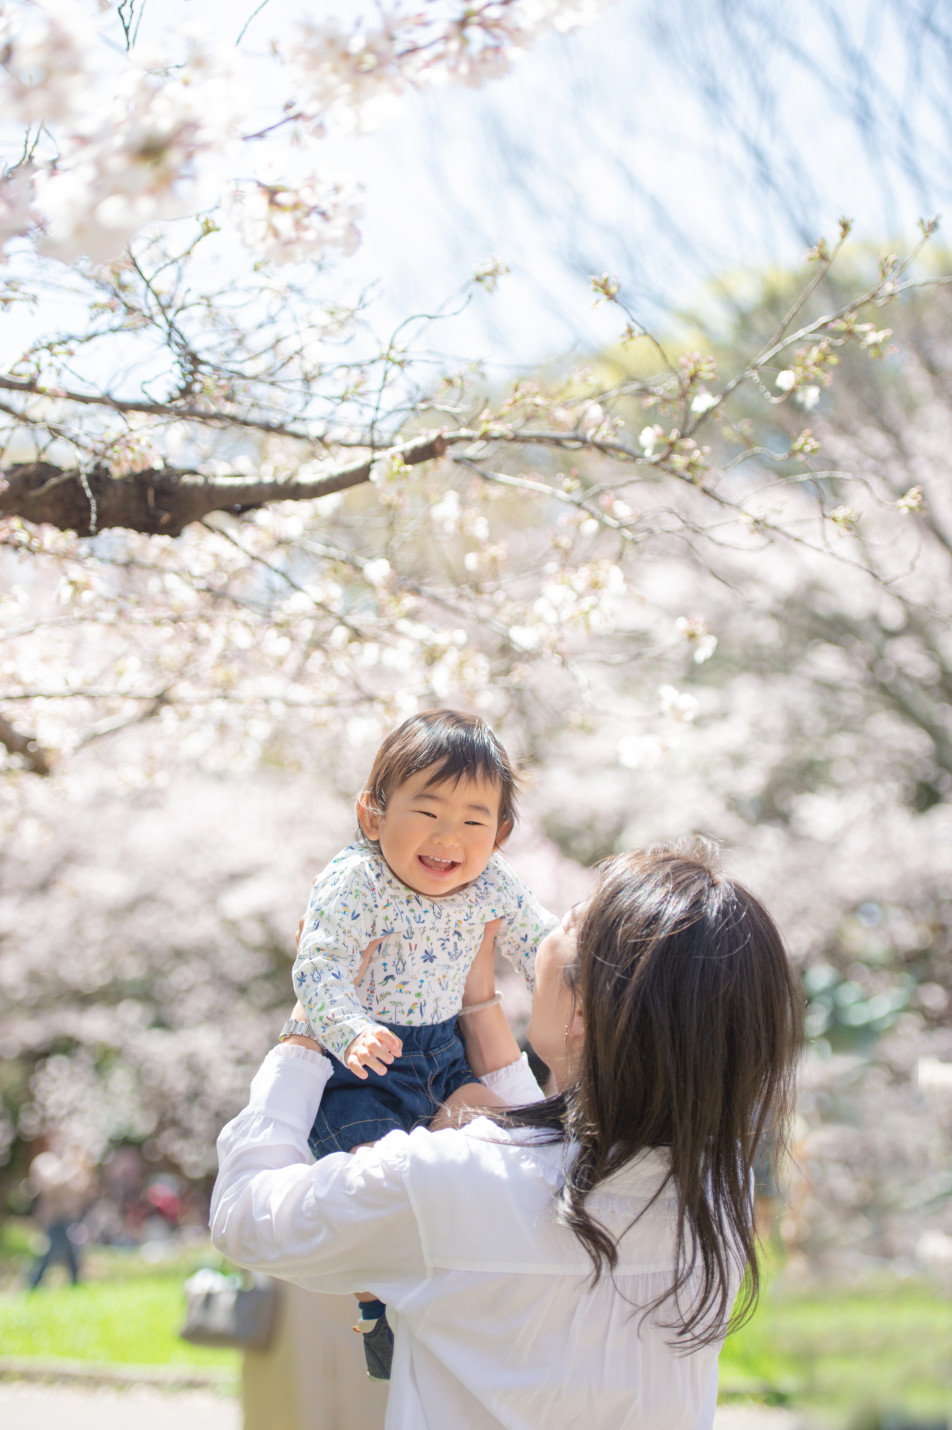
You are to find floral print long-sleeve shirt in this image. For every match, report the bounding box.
[292,842,557,1063]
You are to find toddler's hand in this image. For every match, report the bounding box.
[344,1027,403,1079]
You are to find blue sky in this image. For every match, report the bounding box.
[8,0,950,373]
[292,0,952,364]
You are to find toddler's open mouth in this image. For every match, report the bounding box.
[417,854,461,875]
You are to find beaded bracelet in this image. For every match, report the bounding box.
[458,992,503,1015]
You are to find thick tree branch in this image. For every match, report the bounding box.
[0,422,644,537]
[0,712,51,774]
[0,432,449,536]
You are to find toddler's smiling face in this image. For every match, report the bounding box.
[357,764,506,897]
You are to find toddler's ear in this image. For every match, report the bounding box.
[493,820,512,850]
[357,792,383,840]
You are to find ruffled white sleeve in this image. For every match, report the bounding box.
[210,1045,426,1300]
[479,1052,546,1105]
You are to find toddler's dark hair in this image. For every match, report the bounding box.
[361,710,518,833]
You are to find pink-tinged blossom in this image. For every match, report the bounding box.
[896,485,924,513]
[226,177,361,266]
[0,0,100,125]
[523,0,607,35]
[658,683,699,723]
[578,401,605,434]
[32,44,246,262]
[362,558,391,587]
[617,733,663,770]
[0,168,37,247]
[1,1,605,264]
[918,1057,952,1094]
[675,615,717,663]
[796,384,822,410]
[507,624,542,652]
[282,2,608,119]
[639,424,664,455]
[282,19,408,129]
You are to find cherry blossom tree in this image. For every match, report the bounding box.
[0,1,947,798]
[2,1,951,1275]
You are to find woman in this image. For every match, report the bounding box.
[211,843,802,1429]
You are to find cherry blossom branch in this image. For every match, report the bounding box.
[0,687,377,708]
[197,519,368,644]
[0,373,324,441]
[454,455,643,547]
[695,269,952,435]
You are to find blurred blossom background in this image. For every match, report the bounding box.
[0,0,951,1420]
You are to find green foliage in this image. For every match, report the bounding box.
[0,1217,35,1261]
[803,962,913,1050]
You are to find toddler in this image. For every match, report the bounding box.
[286,709,556,1376]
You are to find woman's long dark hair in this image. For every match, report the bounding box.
[502,842,803,1347]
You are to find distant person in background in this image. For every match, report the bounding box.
[26,1148,93,1289]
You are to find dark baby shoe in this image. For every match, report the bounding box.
[355,1298,394,1381]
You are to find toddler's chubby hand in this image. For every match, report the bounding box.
[344,1026,403,1079]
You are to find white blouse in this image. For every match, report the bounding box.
[211,1046,725,1430]
[293,844,557,1060]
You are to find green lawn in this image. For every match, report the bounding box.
[0,1221,238,1381]
[0,1275,239,1376]
[719,1274,952,1416]
[1,1219,949,1418]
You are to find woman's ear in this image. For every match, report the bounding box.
[493,820,512,850]
[356,792,382,840]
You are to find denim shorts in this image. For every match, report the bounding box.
[308,1015,476,1158]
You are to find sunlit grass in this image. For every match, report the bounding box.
[2,1219,949,1417]
[0,1275,238,1376]
[0,1221,238,1380]
[719,1273,952,1416]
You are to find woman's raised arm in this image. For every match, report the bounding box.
[458,918,522,1077]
